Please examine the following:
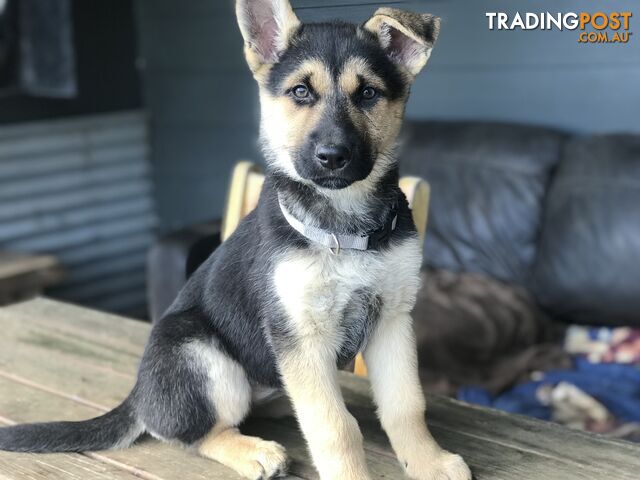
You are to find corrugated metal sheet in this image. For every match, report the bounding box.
[0,111,157,318]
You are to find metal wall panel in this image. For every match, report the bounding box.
[0,111,157,319]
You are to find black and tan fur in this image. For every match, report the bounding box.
[0,1,471,479]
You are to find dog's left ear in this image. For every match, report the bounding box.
[236,0,300,76]
[364,8,440,77]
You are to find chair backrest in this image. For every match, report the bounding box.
[222,161,430,242]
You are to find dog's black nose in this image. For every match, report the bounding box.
[315,144,351,170]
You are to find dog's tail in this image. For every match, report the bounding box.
[0,397,143,453]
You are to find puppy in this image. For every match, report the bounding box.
[0,1,471,479]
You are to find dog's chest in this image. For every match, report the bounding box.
[272,238,421,354]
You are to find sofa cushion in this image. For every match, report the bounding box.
[532,135,640,326]
[400,121,566,285]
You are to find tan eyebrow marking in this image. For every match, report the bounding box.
[338,57,386,95]
[280,59,332,96]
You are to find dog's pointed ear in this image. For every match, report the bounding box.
[236,0,300,75]
[364,8,440,77]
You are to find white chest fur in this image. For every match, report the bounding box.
[273,237,422,349]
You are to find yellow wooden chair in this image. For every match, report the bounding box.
[221,161,430,377]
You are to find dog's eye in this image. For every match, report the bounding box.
[292,85,310,99]
[361,86,377,100]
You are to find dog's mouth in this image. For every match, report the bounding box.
[311,176,353,189]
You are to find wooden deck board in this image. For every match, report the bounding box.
[341,381,640,480]
[0,298,639,479]
[0,451,140,480]
[0,375,301,480]
[0,254,64,306]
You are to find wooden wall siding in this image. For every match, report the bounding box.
[137,0,639,231]
[0,112,156,318]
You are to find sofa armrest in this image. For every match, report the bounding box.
[147,220,222,322]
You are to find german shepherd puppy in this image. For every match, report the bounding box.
[0,1,471,479]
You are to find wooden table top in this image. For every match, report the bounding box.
[0,252,62,281]
[0,253,64,304]
[0,298,638,479]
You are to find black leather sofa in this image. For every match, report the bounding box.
[400,121,640,327]
[147,120,640,393]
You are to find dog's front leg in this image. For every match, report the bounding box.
[278,346,371,480]
[364,313,472,480]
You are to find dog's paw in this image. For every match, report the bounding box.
[237,439,288,480]
[404,450,472,480]
[202,433,288,480]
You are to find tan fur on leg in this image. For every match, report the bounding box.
[279,348,371,480]
[364,313,472,480]
[198,426,288,480]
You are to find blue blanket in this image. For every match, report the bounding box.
[458,358,640,422]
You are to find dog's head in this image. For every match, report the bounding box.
[236,0,440,191]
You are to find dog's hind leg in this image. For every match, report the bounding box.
[191,342,288,480]
[137,316,288,479]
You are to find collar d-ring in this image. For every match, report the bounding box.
[330,233,341,255]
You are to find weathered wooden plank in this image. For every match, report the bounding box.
[0,300,452,478]
[242,416,410,480]
[0,356,129,413]
[0,300,406,479]
[103,436,305,480]
[0,309,139,390]
[0,254,60,281]
[339,373,640,480]
[0,369,399,480]
[0,377,303,480]
[0,254,64,306]
[0,449,141,480]
[4,299,148,357]
[248,414,599,480]
[2,299,640,480]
